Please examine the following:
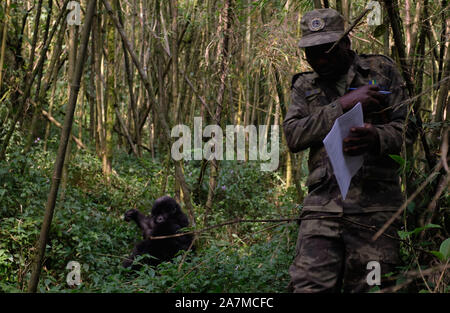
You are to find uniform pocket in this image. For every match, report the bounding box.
[306,167,327,189]
[306,167,327,192]
[362,166,399,182]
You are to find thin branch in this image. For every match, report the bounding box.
[378,264,449,293]
[42,109,87,150]
[325,8,371,53]
[372,161,443,242]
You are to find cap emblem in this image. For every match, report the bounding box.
[309,17,325,31]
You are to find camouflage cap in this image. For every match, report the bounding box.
[298,8,345,48]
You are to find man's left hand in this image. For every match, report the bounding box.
[343,123,379,156]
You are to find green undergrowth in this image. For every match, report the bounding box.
[0,136,298,292]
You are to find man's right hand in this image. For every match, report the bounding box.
[338,85,384,113]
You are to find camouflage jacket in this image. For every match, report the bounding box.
[283,53,416,213]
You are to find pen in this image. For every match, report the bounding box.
[348,88,391,94]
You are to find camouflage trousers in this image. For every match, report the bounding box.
[288,211,401,293]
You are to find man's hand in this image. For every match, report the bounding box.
[343,123,379,156]
[338,85,384,113]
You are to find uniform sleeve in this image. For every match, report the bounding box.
[283,79,343,153]
[373,62,416,155]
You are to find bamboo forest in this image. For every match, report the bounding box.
[0,0,448,295]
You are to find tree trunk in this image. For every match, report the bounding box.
[204,0,232,224]
[27,0,97,293]
[313,0,322,9]
[115,0,140,156]
[437,0,447,83]
[104,0,116,180]
[0,0,11,91]
[342,0,349,28]
[60,20,79,202]
[93,4,105,162]
[432,44,450,145]
[383,6,390,56]
[405,0,411,57]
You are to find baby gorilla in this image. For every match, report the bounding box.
[123,196,194,269]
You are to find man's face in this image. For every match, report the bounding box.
[305,41,350,79]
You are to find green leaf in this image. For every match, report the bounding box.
[369,285,380,293]
[397,230,409,240]
[439,238,450,260]
[407,201,415,213]
[430,251,445,262]
[411,223,441,236]
[373,24,387,37]
[389,154,405,166]
[398,224,440,239]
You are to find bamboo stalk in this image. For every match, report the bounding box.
[0,0,11,91]
[27,0,97,293]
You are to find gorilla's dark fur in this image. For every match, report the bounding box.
[123,196,194,269]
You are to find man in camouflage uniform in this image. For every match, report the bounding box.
[283,8,416,292]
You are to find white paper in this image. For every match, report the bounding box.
[323,102,364,200]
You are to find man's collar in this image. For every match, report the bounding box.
[352,53,371,77]
[310,72,320,84]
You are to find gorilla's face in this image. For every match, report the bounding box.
[151,196,178,225]
[153,210,170,224]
